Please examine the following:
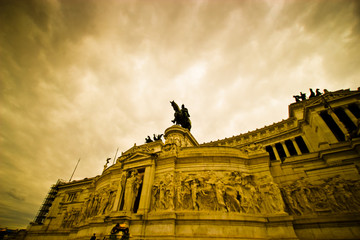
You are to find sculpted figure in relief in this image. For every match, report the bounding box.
[151,171,286,215]
[175,173,185,210]
[151,184,159,210]
[206,174,227,212]
[282,186,302,215]
[123,170,142,212]
[61,208,80,228]
[165,174,175,210]
[255,176,286,214]
[222,173,241,212]
[323,184,341,212]
[98,190,109,215]
[78,184,120,221]
[151,173,175,211]
[246,183,260,214]
[165,134,182,147]
[293,180,313,214]
[224,185,241,212]
[82,194,92,219]
[240,175,259,214]
[280,176,360,215]
[112,171,127,212]
[242,143,266,154]
[99,184,117,215]
[268,182,286,213]
[91,194,100,217]
[332,177,360,212]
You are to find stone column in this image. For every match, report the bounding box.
[328,110,350,138]
[314,113,338,143]
[281,142,291,157]
[301,135,314,152]
[344,107,358,125]
[137,164,155,214]
[271,144,281,161]
[112,172,127,212]
[291,139,302,155]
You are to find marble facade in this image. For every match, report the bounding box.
[26,89,360,240]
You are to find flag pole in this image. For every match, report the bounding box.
[112,147,119,164]
[69,158,80,182]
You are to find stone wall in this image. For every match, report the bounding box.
[26,89,360,240]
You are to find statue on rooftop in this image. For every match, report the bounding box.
[170,101,191,131]
[309,88,316,98]
[293,95,301,102]
[153,134,163,141]
[145,136,153,143]
[103,158,111,172]
[316,89,322,96]
[300,92,306,101]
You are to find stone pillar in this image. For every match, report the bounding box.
[328,110,350,138]
[271,144,281,161]
[344,107,358,125]
[281,142,291,157]
[291,139,302,155]
[112,172,127,212]
[301,135,314,152]
[314,112,338,143]
[137,164,155,214]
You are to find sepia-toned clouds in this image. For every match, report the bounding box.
[1,0,359,228]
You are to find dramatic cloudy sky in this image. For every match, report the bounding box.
[1,0,359,229]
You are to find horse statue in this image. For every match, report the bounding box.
[145,136,153,143]
[170,101,191,131]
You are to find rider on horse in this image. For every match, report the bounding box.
[170,101,191,131]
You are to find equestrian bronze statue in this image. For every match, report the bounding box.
[170,101,191,131]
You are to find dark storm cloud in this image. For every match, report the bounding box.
[280,0,360,82]
[1,0,359,228]
[0,203,35,227]
[6,189,26,201]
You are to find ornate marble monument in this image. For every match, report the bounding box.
[26,89,360,239]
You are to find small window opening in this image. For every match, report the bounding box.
[285,140,297,156]
[275,143,286,161]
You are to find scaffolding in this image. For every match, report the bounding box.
[33,179,64,225]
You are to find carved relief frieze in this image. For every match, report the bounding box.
[151,172,175,211]
[161,133,185,156]
[161,143,179,157]
[150,171,286,215]
[165,133,183,147]
[239,143,266,155]
[61,208,80,228]
[280,176,360,216]
[62,181,120,227]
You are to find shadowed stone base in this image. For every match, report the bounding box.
[129,212,298,240]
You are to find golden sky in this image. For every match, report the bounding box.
[1,0,359,228]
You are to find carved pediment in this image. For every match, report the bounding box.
[118,152,152,163]
[127,152,152,161]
